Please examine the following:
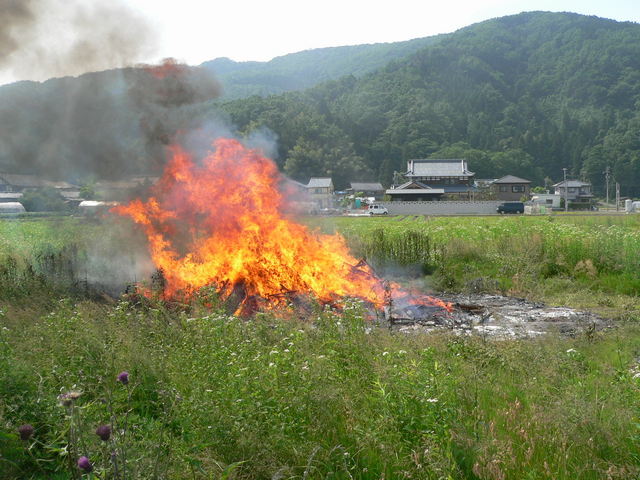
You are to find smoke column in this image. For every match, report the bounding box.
[0,0,158,83]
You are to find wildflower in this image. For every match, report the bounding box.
[78,456,93,473]
[58,391,82,407]
[18,424,34,441]
[96,425,111,441]
[117,371,129,385]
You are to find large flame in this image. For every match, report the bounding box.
[114,138,389,306]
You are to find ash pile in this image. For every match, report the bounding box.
[385,293,609,338]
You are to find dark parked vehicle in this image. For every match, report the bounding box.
[497,202,524,214]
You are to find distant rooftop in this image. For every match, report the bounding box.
[404,159,474,177]
[493,175,531,184]
[307,178,333,188]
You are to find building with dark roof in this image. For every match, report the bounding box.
[492,175,531,201]
[348,182,385,199]
[401,159,475,198]
[385,180,445,202]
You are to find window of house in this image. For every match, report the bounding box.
[499,186,508,192]
[568,188,576,193]
[512,185,525,193]
[315,188,322,194]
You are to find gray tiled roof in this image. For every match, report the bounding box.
[404,159,474,177]
[553,180,591,187]
[492,175,531,184]
[350,182,384,191]
[0,174,50,188]
[307,178,333,188]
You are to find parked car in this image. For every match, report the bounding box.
[497,201,524,214]
[367,204,388,215]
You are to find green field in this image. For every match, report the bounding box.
[1,214,640,479]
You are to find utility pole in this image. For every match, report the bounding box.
[603,166,611,212]
[616,182,620,212]
[563,168,568,212]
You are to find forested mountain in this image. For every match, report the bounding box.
[200,37,445,100]
[219,12,640,194]
[2,11,640,196]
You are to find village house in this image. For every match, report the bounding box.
[0,173,73,192]
[306,177,334,209]
[347,182,385,200]
[0,173,80,205]
[386,158,474,201]
[385,180,445,202]
[553,180,594,204]
[491,175,531,201]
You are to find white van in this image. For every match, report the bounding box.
[367,204,388,215]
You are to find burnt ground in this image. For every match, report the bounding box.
[386,293,612,338]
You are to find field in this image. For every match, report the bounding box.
[1,214,640,479]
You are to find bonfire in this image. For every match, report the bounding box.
[113,138,452,317]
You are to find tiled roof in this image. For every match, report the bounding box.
[388,180,445,195]
[0,173,49,188]
[492,175,531,184]
[404,159,474,177]
[553,180,591,187]
[350,182,384,191]
[307,178,333,188]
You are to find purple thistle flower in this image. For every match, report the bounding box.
[96,425,111,441]
[117,371,129,385]
[18,424,34,441]
[78,456,93,473]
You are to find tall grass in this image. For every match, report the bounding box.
[2,215,640,478]
[2,292,640,478]
[334,215,640,308]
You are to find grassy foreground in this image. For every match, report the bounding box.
[1,215,640,479]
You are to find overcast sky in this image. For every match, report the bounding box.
[1,0,639,85]
[132,0,640,64]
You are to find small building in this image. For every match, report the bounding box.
[553,180,594,204]
[306,177,334,209]
[385,180,445,202]
[492,175,531,201]
[348,182,385,200]
[0,173,49,192]
[0,173,74,193]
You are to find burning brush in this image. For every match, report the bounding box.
[113,137,453,319]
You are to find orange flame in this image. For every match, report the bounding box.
[114,137,454,315]
[114,138,389,306]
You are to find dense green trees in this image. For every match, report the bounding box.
[3,12,640,196]
[217,12,640,194]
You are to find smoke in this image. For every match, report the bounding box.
[0,0,158,82]
[124,59,224,165]
[0,58,223,181]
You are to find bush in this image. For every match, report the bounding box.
[20,187,71,212]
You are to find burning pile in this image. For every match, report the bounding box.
[114,138,453,317]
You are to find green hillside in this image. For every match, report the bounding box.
[219,12,640,193]
[2,11,640,195]
[200,37,445,100]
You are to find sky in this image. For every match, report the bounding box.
[1,0,640,86]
